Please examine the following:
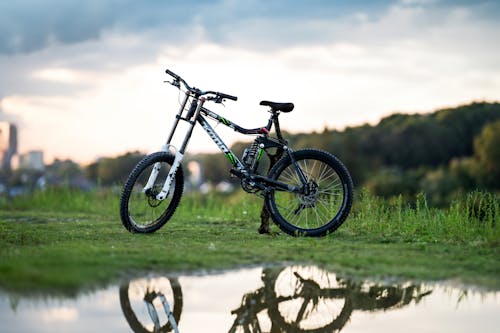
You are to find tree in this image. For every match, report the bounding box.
[45,159,86,188]
[86,151,145,186]
[473,120,500,188]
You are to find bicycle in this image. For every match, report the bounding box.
[119,69,353,237]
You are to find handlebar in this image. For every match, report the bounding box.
[165,69,238,102]
[165,69,180,81]
[206,90,238,101]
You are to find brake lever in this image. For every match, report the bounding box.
[164,80,181,88]
[207,95,224,104]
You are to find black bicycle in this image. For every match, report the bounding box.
[120,69,353,236]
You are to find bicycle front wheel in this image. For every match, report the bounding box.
[120,276,183,333]
[120,152,184,233]
[265,149,353,237]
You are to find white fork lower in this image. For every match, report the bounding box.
[156,149,183,200]
[142,144,184,201]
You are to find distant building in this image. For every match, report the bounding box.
[18,151,44,171]
[0,122,17,171]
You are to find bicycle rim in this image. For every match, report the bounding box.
[272,157,346,232]
[271,265,351,331]
[127,161,178,231]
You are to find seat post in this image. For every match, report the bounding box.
[259,111,287,234]
[272,112,286,142]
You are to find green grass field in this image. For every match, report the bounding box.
[0,188,499,295]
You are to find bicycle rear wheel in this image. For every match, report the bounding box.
[265,149,353,237]
[267,265,353,331]
[120,152,184,233]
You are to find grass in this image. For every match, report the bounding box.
[0,188,499,295]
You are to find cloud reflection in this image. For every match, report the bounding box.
[39,306,79,322]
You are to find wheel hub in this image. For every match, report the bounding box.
[145,187,162,207]
[297,181,319,207]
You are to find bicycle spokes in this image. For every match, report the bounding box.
[274,158,345,230]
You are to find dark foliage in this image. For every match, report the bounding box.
[79,102,499,204]
[196,101,500,203]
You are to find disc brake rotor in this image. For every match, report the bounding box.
[145,187,162,207]
[295,181,319,214]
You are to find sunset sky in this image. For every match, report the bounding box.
[1,0,499,164]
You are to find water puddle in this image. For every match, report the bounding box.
[1,265,498,333]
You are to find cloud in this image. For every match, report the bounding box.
[0,1,395,55]
[2,0,498,98]
[0,1,115,54]
[1,0,500,162]
[2,0,499,55]
[0,0,237,54]
[0,99,18,123]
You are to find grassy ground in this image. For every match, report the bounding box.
[0,188,499,295]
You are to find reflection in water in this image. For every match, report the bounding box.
[231,266,431,332]
[120,266,432,333]
[120,277,182,333]
[1,265,498,333]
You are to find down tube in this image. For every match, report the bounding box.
[197,116,243,168]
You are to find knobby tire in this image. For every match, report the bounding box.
[120,152,184,233]
[265,149,353,237]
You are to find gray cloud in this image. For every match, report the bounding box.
[2,0,499,55]
[0,1,117,54]
[0,0,397,54]
[0,0,234,54]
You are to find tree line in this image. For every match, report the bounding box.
[196,101,500,204]
[5,102,498,204]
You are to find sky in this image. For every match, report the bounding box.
[1,0,499,164]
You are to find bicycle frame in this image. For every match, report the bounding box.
[145,89,303,200]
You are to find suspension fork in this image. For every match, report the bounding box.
[165,91,190,145]
[145,293,179,333]
[144,93,204,200]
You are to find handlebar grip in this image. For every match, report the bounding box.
[165,69,180,80]
[218,92,238,101]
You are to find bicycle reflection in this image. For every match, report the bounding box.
[119,276,183,333]
[119,266,432,333]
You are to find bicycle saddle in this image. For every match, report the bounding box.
[260,101,294,113]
